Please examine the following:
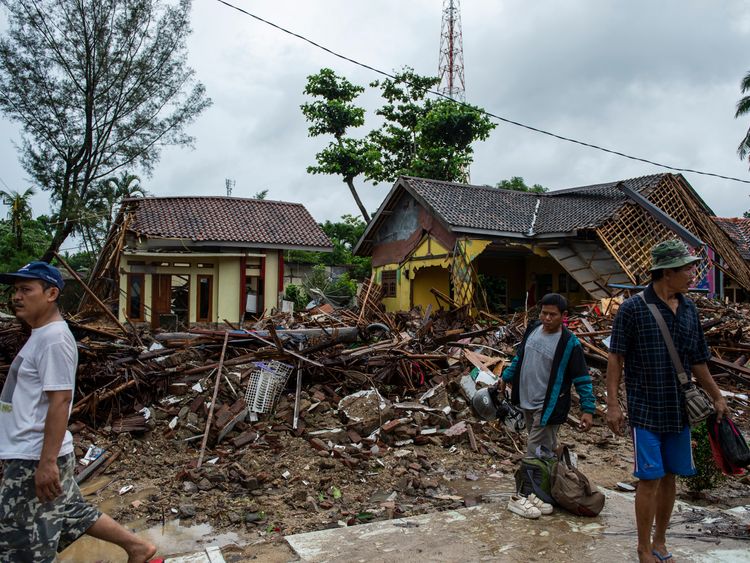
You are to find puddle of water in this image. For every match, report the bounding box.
[94,486,161,514]
[444,474,514,501]
[58,518,242,562]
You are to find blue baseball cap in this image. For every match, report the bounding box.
[0,261,65,290]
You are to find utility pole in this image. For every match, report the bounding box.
[438,0,465,102]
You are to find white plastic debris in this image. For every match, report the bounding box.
[80,445,104,467]
[118,485,133,495]
[473,370,497,385]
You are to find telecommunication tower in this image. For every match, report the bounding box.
[225,178,235,197]
[438,0,465,101]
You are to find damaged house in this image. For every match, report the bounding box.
[86,196,332,328]
[713,216,750,302]
[354,173,750,313]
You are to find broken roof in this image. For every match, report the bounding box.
[356,173,697,255]
[123,196,332,249]
[714,217,750,260]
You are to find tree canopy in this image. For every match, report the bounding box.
[301,69,380,222]
[0,0,211,260]
[368,68,495,184]
[0,187,36,249]
[0,216,52,273]
[495,176,548,193]
[735,69,750,166]
[285,214,370,281]
[301,67,496,223]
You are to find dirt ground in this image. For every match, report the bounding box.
[74,398,750,546]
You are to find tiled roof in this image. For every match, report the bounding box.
[402,174,667,235]
[714,217,750,260]
[405,177,539,233]
[126,196,332,248]
[537,174,665,232]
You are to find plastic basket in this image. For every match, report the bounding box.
[244,361,293,414]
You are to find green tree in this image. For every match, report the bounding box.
[301,68,380,223]
[496,176,548,193]
[73,171,145,254]
[253,189,269,200]
[301,68,496,209]
[0,0,211,261]
[0,217,52,273]
[285,214,371,281]
[368,69,440,182]
[369,68,495,183]
[736,70,750,164]
[0,187,36,249]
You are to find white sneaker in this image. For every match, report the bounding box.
[527,493,554,515]
[507,494,541,519]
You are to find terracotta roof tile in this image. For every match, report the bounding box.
[127,196,332,248]
[714,217,750,260]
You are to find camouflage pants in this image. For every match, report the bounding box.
[0,453,101,563]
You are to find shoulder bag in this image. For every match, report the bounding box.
[550,445,605,516]
[638,293,714,427]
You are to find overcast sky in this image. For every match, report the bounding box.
[2,0,750,253]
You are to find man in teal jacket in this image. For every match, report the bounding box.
[501,293,595,457]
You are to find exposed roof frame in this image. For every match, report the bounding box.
[616,181,704,248]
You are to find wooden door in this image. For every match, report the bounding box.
[151,274,171,329]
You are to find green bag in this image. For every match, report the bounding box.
[514,456,557,506]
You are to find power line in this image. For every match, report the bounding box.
[214,0,750,185]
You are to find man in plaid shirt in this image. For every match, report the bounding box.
[607,240,727,563]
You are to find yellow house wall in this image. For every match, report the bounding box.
[375,264,410,312]
[263,251,280,314]
[525,251,586,305]
[216,258,241,324]
[375,236,491,312]
[411,266,451,311]
[119,257,249,325]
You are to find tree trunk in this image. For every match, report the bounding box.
[41,222,75,263]
[345,178,371,223]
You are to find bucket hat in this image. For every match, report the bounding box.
[649,240,701,271]
[0,261,65,290]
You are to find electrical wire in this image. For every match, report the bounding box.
[214,0,750,185]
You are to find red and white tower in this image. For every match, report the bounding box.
[438,0,465,101]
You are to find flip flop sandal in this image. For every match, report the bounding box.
[652,549,673,561]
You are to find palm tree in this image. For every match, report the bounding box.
[100,172,145,232]
[0,187,36,249]
[735,70,750,163]
[77,172,146,254]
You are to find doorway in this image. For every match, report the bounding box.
[151,274,190,330]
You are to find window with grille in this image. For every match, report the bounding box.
[382,270,397,298]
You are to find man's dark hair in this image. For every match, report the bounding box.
[651,269,665,281]
[39,280,60,304]
[539,293,568,313]
[651,266,685,282]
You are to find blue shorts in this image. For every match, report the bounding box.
[631,425,696,480]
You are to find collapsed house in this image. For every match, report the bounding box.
[354,173,750,312]
[714,216,750,302]
[85,196,332,328]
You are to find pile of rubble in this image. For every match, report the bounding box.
[2,290,750,536]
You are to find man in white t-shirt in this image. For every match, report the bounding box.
[0,261,156,562]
